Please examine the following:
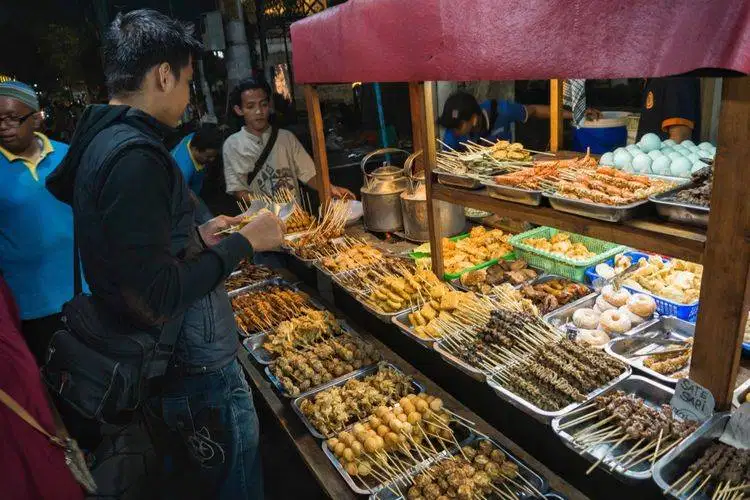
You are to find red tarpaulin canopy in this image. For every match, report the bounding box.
[291,0,750,83]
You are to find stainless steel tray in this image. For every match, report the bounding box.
[450,264,544,295]
[360,299,418,324]
[543,292,658,342]
[652,412,731,499]
[552,375,681,482]
[390,309,439,348]
[482,179,543,206]
[487,363,632,424]
[436,170,483,189]
[433,338,486,382]
[605,317,694,385]
[527,274,595,316]
[546,193,651,222]
[369,434,549,499]
[650,183,710,228]
[732,377,750,408]
[291,362,424,439]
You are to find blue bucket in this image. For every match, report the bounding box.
[572,126,627,154]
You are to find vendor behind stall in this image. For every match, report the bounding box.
[438,91,573,151]
[171,123,222,221]
[636,77,701,144]
[0,80,85,364]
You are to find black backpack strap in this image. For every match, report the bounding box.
[246,125,279,188]
[147,315,185,378]
[73,221,82,296]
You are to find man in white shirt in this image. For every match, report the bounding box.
[223,78,353,203]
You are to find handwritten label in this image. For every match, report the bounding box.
[720,403,750,449]
[670,378,714,423]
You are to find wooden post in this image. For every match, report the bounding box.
[423,81,445,278]
[303,85,331,208]
[408,82,426,172]
[549,79,563,152]
[689,76,750,409]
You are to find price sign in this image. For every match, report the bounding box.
[720,403,750,449]
[670,378,714,423]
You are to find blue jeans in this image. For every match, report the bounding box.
[145,359,263,499]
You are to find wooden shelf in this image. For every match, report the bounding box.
[432,183,707,263]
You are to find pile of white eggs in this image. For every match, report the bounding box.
[599,133,715,178]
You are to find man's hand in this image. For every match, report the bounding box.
[199,215,245,247]
[584,108,602,121]
[331,185,355,200]
[238,211,286,253]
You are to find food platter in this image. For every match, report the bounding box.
[553,375,696,483]
[435,169,484,189]
[605,317,694,385]
[291,362,425,440]
[391,310,439,348]
[481,179,544,206]
[433,339,487,382]
[652,412,731,499]
[650,183,710,229]
[546,193,652,222]
[523,274,594,316]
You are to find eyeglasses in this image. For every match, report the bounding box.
[0,111,36,128]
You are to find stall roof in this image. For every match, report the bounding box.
[291,0,750,83]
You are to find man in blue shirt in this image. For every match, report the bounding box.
[0,81,81,363]
[438,91,573,151]
[171,124,222,221]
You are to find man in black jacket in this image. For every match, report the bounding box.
[46,9,282,499]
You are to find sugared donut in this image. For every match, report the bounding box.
[618,305,647,326]
[577,329,610,348]
[595,294,617,312]
[572,308,600,330]
[599,309,632,335]
[627,293,657,318]
[601,285,631,307]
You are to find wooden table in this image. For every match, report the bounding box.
[237,275,587,500]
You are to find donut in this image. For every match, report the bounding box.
[595,294,617,312]
[599,309,632,335]
[577,329,610,348]
[618,305,647,326]
[572,308,600,330]
[627,293,657,318]
[601,285,631,307]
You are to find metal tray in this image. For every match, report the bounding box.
[526,274,595,316]
[605,317,695,385]
[433,339,486,382]
[546,193,652,222]
[450,264,544,295]
[436,170,483,189]
[553,375,682,483]
[650,183,710,228]
[732,377,750,408]
[369,434,549,499]
[482,179,543,206]
[391,309,439,349]
[359,299,418,324]
[487,363,632,424]
[543,292,658,342]
[652,413,731,499]
[291,362,424,440]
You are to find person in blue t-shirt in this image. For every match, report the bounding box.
[0,81,85,364]
[438,91,573,151]
[171,124,223,222]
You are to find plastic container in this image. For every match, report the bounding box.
[584,251,700,322]
[509,227,625,282]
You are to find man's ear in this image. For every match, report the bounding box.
[156,62,174,92]
[233,105,243,117]
[31,112,43,131]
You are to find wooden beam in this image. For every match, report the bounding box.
[549,79,564,152]
[423,82,445,278]
[408,82,426,172]
[303,85,331,208]
[690,76,750,409]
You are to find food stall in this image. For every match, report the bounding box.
[228,1,750,498]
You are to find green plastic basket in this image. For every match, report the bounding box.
[509,227,625,282]
[411,233,516,280]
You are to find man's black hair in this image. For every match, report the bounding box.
[437,91,482,130]
[231,78,272,108]
[103,9,203,97]
[191,124,223,151]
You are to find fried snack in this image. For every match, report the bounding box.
[522,231,596,261]
[643,338,693,376]
[285,205,316,234]
[493,154,597,190]
[442,226,513,275]
[226,263,278,291]
[232,287,314,334]
[263,310,342,355]
[519,278,591,314]
[459,259,538,294]
[320,243,383,273]
[555,167,676,205]
[357,265,446,314]
[408,290,482,340]
[620,254,702,304]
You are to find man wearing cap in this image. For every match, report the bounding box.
[0,81,81,363]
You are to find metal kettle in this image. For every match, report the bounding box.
[400,151,466,242]
[360,148,410,232]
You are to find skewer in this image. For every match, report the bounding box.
[686,474,712,500]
